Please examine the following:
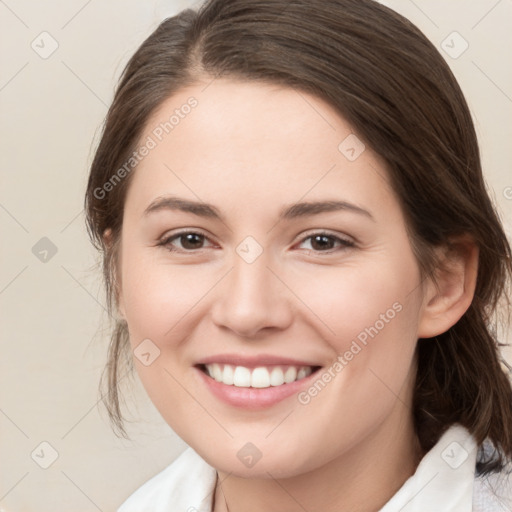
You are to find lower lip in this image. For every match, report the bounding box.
[195,367,320,409]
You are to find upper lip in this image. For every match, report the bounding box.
[196,354,322,368]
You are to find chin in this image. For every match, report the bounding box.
[196,441,320,479]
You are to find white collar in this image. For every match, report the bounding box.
[378,423,477,511]
[118,423,478,512]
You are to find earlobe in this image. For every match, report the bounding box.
[102,228,113,247]
[417,237,479,339]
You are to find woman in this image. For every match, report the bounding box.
[84,0,512,510]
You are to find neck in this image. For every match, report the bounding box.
[214,411,423,512]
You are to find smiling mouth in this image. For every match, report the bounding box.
[197,363,322,388]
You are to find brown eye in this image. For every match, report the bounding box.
[298,232,354,253]
[159,231,214,252]
[178,233,205,250]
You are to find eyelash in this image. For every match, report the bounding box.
[157,229,355,255]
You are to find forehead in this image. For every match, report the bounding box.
[146,79,343,159]
[124,79,399,224]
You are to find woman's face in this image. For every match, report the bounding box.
[117,79,429,477]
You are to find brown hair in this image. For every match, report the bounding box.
[85,0,512,476]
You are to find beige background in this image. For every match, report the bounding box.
[1,0,511,511]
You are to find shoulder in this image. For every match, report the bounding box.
[472,438,512,512]
[473,471,512,511]
[117,447,218,512]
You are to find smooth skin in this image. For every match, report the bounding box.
[110,79,478,512]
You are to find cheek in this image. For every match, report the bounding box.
[120,246,215,343]
[119,251,212,428]
[290,257,420,354]
[290,254,422,418]
[287,269,420,468]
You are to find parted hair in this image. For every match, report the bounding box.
[84,0,512,476]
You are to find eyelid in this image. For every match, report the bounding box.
[294,228,354,245]
[159,227,211,241]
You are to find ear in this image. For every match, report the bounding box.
[102,228,126,320]
[417,235,479,338]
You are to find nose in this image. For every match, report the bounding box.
[210,250,293,338]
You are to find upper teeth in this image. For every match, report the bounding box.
[204,364,313,388]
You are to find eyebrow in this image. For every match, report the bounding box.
[143,195,375,222]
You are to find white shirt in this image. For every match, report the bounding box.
[118,423,512,511]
